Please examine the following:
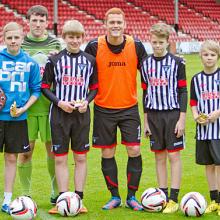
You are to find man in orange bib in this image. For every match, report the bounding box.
[85,8,147,211]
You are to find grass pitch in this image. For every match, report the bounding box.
[0,54,219,219]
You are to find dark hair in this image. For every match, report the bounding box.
[27,5,48,20]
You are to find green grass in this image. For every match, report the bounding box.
[0,54,219,219]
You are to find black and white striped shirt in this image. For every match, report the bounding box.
[141,53,187,111]
[190,69,220,140]
[42,49,98,104]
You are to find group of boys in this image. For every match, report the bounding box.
[0,4,220,217]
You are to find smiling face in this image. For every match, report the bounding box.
[4,29,23,55]
[105,13,126,40]
[28,14,48,38]
[150,34,169,57]
[64,33,84,53]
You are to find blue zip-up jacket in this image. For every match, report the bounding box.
[0,48,41,121]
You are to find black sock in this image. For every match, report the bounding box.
[101,157,120,198]
[127,155,142,200]
[59,192,65,195]
[210,190,218,202]
[170,188,179,203]
[75,191,83,200]
[160,187,168,202]
[218,192,220,203]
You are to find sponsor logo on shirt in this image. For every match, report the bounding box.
[108,61,126,68]
[201,91,220,100]
[62,76,84,86]
[0,61,33,92]
[149,77,168,86]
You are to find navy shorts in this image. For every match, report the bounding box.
[196,140,220,165]
[0,120,30,153]
[92,105,141,148]
[147,110,184,152]
[50,105,90,156]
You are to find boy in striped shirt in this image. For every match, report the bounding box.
[42,20,98,214]
[190,40,220,215]
[141,22,187,213]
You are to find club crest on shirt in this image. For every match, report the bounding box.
[215,79,220,85]
[79,63,87,72]
[162,65,171,75]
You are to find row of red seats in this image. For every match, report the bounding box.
[3,0,219,42]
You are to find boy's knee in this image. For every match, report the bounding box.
[75,154,87,164]
[127,146,141,157]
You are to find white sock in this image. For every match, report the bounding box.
[3,192,12,205]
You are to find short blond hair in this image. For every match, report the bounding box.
[200,40,220,58]
[62,20,85,37]
[3,22,23,37]
[104,8,125,22]
[150,22,171,40]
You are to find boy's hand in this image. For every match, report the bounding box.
[10,101,25,117]
[144,122,152,138]
[14,107,25,117]
[208,110,220,123]
[10,101,17,117]
[58,100,75,113]
[72,99,84,108]
[78,100,88,113]
[175,113,186,138]
[195,113,209,125]
[144,113,152,138]
[175,119,185,138]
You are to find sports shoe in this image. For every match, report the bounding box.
[1,204,10,214]
[48,206,58,214]
[125,196,143,211]
[50,196,58,206]
[162,200,179,213]
[102,197,122,210]
[205,200,218,214]
[79,205,88,213]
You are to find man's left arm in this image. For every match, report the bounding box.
[135,39,148,69]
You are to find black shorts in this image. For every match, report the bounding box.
[50,105,90,156]
[0,120,30,153]
[196,140,220,165]
[147,110,184,152]
[92,105,141,148]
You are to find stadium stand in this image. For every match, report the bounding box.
[0,0,219,42]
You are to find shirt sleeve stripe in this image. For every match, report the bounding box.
[178,80,187,88]
[141,82,147,90]
[89,83,98,90]
[41,83,50,89]
[190,99,197,106]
